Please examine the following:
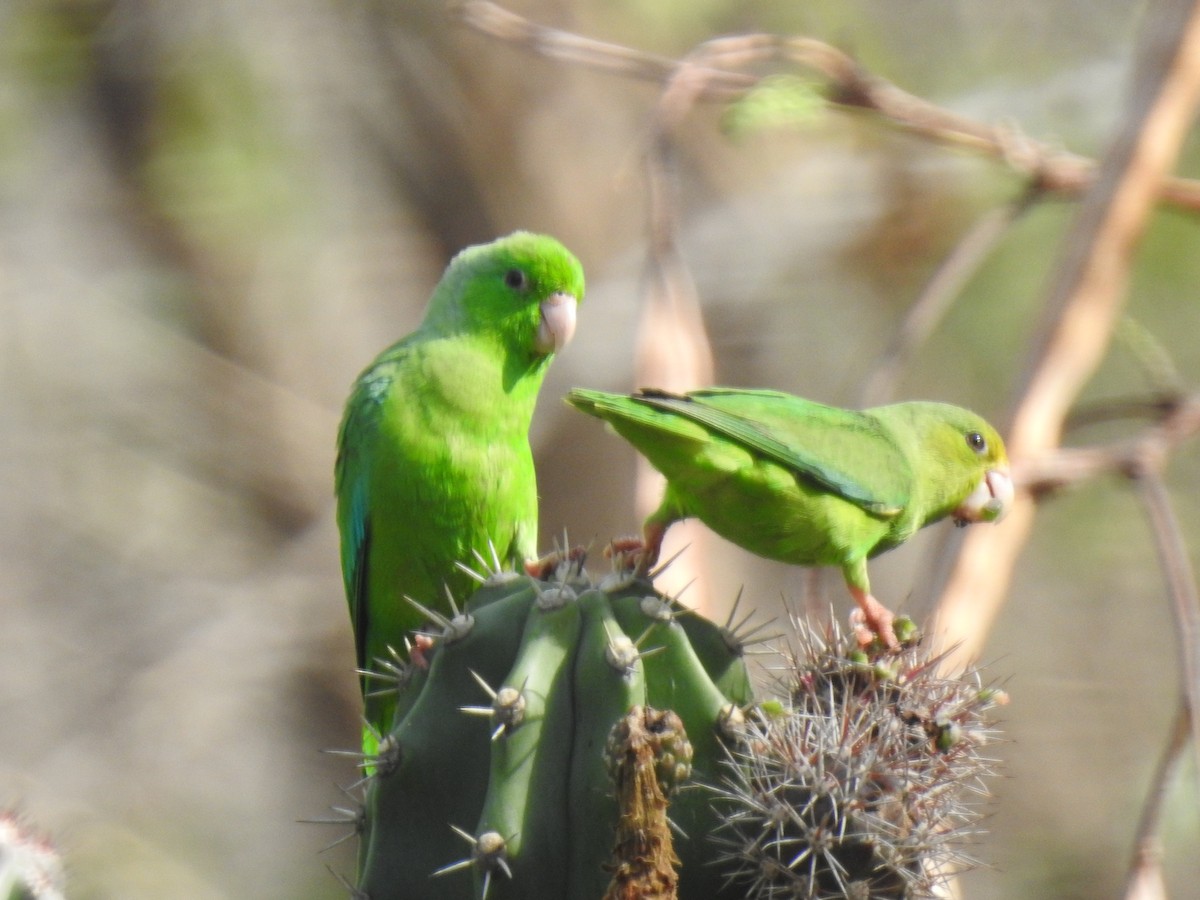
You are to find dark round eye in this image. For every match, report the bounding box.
[966,431,987,454]
[504,268,528,290]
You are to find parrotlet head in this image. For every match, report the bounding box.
[426,231,585,360]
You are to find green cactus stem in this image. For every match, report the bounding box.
[352,568,753,900]
[326,567,1005,900]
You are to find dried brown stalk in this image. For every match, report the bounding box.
[603,707,684,900]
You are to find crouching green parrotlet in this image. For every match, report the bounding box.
[337,232,585,737]
[566,387,1013,649]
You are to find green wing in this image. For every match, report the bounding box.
[335,357,396,669]
[573,387,910,515]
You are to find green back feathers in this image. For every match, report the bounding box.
[566,388,1007,524]
[567,387,910,516]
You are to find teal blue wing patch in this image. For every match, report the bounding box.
[633,388,909,515]
[335,362,396,669]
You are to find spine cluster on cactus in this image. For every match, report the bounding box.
[322,568,1005,900]
[709,614,1005,900]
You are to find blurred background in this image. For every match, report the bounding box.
[2,0,1199,897]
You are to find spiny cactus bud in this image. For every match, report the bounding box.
[710,615,1003,900]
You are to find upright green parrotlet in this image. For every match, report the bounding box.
[567,387,1013,649]
[337,232,585,735]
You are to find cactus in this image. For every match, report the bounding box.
[709,616,1006,899]
[350,565,753,900]
[0,812,64,900]
[327,567,1004,900]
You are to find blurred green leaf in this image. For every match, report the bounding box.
[721,73,826,139]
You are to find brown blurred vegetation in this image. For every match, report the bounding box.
[2,1,1200,898]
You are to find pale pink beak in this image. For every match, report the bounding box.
[954,468,1014,524]
[534,291,578,355]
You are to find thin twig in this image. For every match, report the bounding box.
[1130,469,1200,793]
[456,0,1200,213]
[1016,392,1200,497]
[456,0,703,86]
[860,188,1039,406]
[1123,701,1190,900]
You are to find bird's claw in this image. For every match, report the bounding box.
[603,536,654,575]
[525,546,587,581]
[409,634,435,670]
[849,601,900,652]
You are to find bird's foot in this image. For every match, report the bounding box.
[849,593,900,651]
[409,633,435,670]
[525,545,587,581]
[605,518,669,576]
[603,536,654,575]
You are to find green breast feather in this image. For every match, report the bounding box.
[337,232,585,740]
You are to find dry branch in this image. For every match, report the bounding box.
[457,0,1200,213]
[933,0,1200,666]
[1124,702,1190,900]
[1016,392,1200,493]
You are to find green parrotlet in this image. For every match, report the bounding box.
[566,387,1013,648]
[337,232,585,735]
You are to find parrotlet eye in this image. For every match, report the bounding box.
[965,431,987,454]
[504,268,529,290]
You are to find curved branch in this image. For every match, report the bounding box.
[1017,393,1200,496]
[456,0,1200,213]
